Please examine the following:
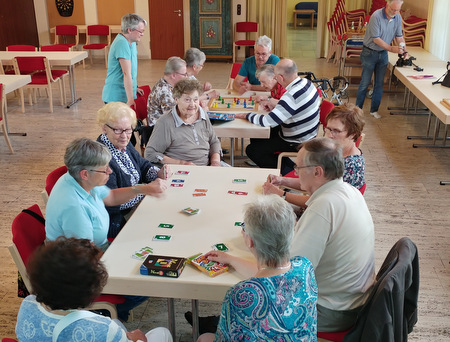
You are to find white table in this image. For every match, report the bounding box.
[0,51,88,108]
[209,89,270,166]
[101,165,275,340]
[387,48,450,148]
[0,75,31,135]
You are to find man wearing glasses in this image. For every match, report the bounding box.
[356,0,407,119]
[291,137,375,334]
[102,13,147,107]
[232,35,280,94]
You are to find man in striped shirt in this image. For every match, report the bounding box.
[235,58,320,168]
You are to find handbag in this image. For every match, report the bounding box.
[432,61,450,88]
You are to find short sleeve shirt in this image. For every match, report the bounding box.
[238,54,281,85]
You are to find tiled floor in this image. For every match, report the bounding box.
[1,27,449,341]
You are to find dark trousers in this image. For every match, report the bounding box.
[246,127,300,168]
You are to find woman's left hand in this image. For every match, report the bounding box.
[142,179,168,197]
[126,329,147,342]
[262,181,283,196]
[157,165,173,180]
[136,88,144,97]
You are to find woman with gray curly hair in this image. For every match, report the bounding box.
[197,195,318,341]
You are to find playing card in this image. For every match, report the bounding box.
[172,179,185,183]
[232,179,247,184]
[212,243,229,252]
[228,190,248,195]
[182,207,200,215]
[153,235,172,241]
[176,170,190,175]
[171,183,184,187]
[194,189,208,192]
[158,223,174,229]
[193,193,206,197]
[131,246,153,260]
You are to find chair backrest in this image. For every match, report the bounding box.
[359,183,366,195]
[45,166,68,195]
[355,132,365,148]
[40,44,70,52]
[87,24,110,36]
[13,56,46,74]
[236,22,258,33]
[343,237,419,342]
[320,100,335,127]
[226,63,247,89]
[131,85,151,121]
[55,24,78,35]
[6,45,37,51]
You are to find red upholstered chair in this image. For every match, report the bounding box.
[131,85,152,153]
[13,56,66,113]
[40,44,70,52]
[1,84,14,153]
[9,204,126,319]
[6,45,37,51]
[54,25,79,50]
[41,165,67,205]
[82,25,111,68]
[1,338,18,342]
[226,62,248,89]
[40,45,71,103]
[233,22,258,63]
[318,100,335,136]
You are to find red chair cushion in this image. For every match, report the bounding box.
[95,294,126,304]
[41,44,70,52]
[317,329,350,342]
[83,43,108,50]
[50,70,69,78]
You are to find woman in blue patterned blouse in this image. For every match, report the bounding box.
[97,102,171,238]
[263,103,366,208]
[197,195,318,342]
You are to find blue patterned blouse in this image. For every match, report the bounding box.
[214,256,318,342]
[343,152,365,190]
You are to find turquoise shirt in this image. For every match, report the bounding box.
[102,34,138,103]
[238,54,280,85]
[45,173,111,247]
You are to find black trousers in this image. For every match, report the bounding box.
[246,127,300,169]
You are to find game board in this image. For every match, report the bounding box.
[208,95,259,112]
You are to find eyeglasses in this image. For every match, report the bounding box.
[175,72,188,77]
[105,124,134,135]
[133,29,145,34]
[324,127,347,135]
[255,53,268,57]
[89,166,111,174]
[293,164,318,175]
[180,96,200,104]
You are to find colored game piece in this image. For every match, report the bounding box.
[236,99,239,104]
[222,98,225,104]
[252,100,255,105]
[227,103,231,108]
[218,95,221,101]
[249,96,252,101]
[244,102,247,108]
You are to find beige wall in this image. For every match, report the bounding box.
[402,0,430,18]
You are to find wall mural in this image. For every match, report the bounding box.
[200,17,222,49]
[199,0,222,14]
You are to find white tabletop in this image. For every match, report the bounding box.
[101,165,275,301]
[388,48,450,124]
[209,89,271,139]
[0,75,31,94]
[0,51,88,67]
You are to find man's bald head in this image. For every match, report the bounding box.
[275,59,298,88]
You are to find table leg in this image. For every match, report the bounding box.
[66,64,82,108]
[191,299,199,342]
[413,120,450,148]
[167,298,176,340]
[1,94,27,136]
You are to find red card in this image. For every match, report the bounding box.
[171,183,184,187]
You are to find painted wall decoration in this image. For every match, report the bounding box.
[199,0,222,14]
[199,17,222,49]
[55,0,74,17]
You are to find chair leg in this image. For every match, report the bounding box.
[1,121,14,153]
[19,88,25,113]
[104,49,108,68]
[48,85,53,113]
[58,80,64,106]
[233,46,236,63]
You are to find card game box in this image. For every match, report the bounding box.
[187,253,229,277]
[140,255,186,278]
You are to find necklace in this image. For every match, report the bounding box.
[260,262,291,271]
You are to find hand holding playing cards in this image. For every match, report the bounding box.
[204,250,232,265]
[267,174,283,186]
[262,181,284,197]
[126,329,147,342]
[142,178,167,197]
[205,250,258,278]
[157,164,172,180]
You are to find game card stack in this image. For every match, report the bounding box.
[140,255,186,278]
[187,252,229,277]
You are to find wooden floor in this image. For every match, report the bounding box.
[1,31,449,341]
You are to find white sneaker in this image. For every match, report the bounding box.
[370,111,382,119]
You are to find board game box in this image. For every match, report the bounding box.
[208,95,258,112]
[186,252,229,277]
[140,255,186,278]
[207,112,235,121]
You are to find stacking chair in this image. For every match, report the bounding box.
[233,22,258,63]
[13,56,66,113]
[82,25,111,68]
[318,100,335,136]
[40,45,71,103]
[9,204,126,319]
[54,25,79,50]
[6,45,37,51]
[226,62,244,89]
[41,165,67,205]
[131,85,152,154]
[1,84,14,153]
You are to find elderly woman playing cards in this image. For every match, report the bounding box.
[197,195,318,342]
[145,78,223,166]
[97,102,171,238]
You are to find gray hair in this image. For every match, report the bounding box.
[172,78,203,99]
[121,13,147,34]
[276,59,298,79]
[255,64,275,79]
[244,195,295,267]
[64,138,111,182]
[387,0,403,4]
[184,48,206,67]
[302,137,344,180]
[255,35,272,51]
[164,56,187,75]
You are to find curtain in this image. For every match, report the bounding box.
[247,0,288,58]
[427,0,450,60]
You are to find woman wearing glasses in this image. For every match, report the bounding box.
[97,102,170,238]
[263,103,365,208]
[45,137,167,250]
[145,78,223,166]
